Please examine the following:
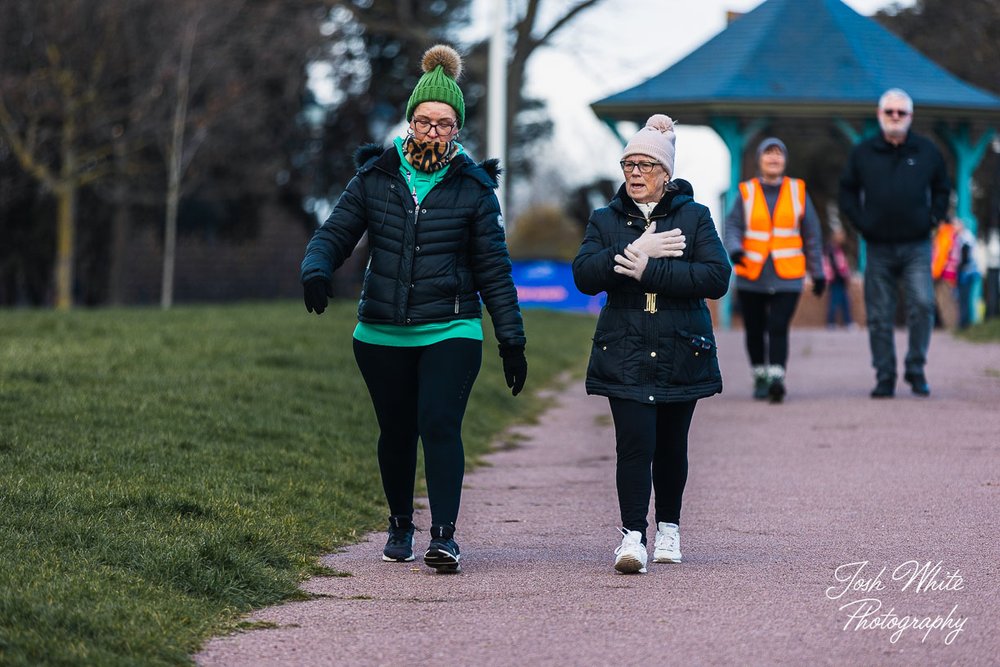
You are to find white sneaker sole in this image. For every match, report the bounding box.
[614,554,647,574]
[424,548,462,574]
[653,554,681,563]
[382,554,415,562]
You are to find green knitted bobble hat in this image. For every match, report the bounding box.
[405,44,465,129]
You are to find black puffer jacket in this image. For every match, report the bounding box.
[301,144,525,348]
[572,181,731,404]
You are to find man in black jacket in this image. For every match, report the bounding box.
[839,88,951,398]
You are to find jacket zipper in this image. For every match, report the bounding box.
[636,211,662,314]
[401,168,420,325]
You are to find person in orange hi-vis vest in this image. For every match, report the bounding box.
[931,221,956,284]
[930,220,956,330]
[724,137,825,402]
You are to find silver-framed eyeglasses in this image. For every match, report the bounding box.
[620,160,660,174]
[413,118,457,134]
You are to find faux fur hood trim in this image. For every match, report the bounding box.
[479,158,501,187]
[354,143,385,169]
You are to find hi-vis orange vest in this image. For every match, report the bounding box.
[931,223,955,280]
[736,177,807,280]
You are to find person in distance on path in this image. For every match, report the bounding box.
[573,115,731,574]
[300,44,526,574]
[724,137,825,403]
[839,88,950,398]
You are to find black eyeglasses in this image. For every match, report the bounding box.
[882,108,910,118]
[620,160,660,174]
[413,118,457,134]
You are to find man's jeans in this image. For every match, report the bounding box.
[863,239,934,382]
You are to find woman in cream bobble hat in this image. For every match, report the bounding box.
[573,114,731,574]
[301,44,525,574]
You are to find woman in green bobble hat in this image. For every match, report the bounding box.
[300,44,526,574]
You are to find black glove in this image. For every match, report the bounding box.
[729,250,746,267]
[812,277,827,297]
[498,344,527,397]
[303,278,332,314]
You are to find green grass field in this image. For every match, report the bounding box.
[958,316,1000,342]
[0,302,596,665]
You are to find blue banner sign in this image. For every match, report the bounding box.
[510,260,604,313]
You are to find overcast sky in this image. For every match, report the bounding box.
[468,0,917,222]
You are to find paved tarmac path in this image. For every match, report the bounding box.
[197,328,1000,666]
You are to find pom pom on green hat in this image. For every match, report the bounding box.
[405,44,465,128]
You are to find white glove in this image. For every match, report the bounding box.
[629,224,685,258]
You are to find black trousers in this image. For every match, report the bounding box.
[608,398,697,541]
[353,337,481,528]
[738,289,801,368]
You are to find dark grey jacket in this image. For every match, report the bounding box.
[300,144,525,348]
[572,181,731,404]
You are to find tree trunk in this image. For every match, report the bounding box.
[54,112,78,311]
[161,168,179,309]
[500,0,603,216]
[161,19,197,310]
[108,138,129,305]
[53,182,77,311]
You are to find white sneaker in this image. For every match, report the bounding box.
[653,522,681,563]
[613,528,648,574]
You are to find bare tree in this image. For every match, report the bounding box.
[1,0,333,307]
[155,2,247,309]
[498,0,604,207]
[160,9,199,309]
[0,1,123,309]
[149,0,329,307]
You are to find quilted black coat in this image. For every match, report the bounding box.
[300,144,525,348]
[572,181,731,404]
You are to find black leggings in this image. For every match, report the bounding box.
[608,398,697,540]
[353,337,482,528]
[738,290,801,368]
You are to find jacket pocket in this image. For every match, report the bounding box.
[588,329,626,385]
[671,330,717,385]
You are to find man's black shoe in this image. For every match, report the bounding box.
[904,372,930,396]
[382,516,415,562]
[870,378,895,398]
[424,524,461,573]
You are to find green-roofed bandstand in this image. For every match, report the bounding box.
[591,0,1000,326]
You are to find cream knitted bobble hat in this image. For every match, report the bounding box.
[621,114,676,177]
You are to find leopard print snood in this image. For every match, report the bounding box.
[402,135,459,173]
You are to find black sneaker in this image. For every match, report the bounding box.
[382,515,415,562]
[424,525,461,573]
[768,379,786,404]
[904,372,930,396]
[870,378,895,398]
[753,376,769,400]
